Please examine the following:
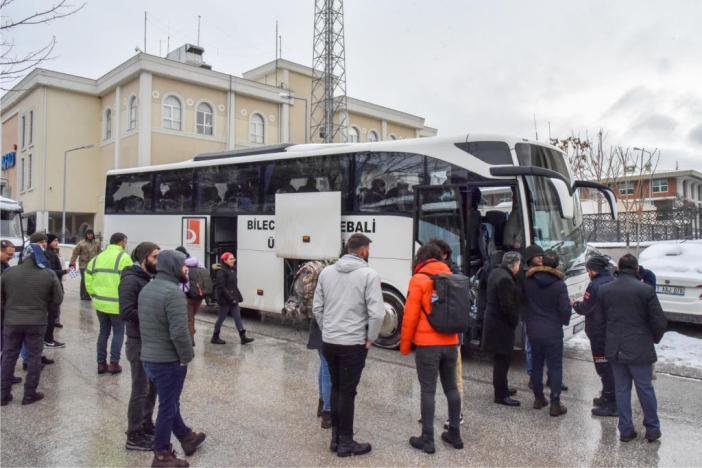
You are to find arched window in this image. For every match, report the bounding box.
[104,109,112,140]
[196,102,214,135]
[249,113,265,144]
[349,126,360,143]
[367,130,379,143]
[128,96,137,130]
[163,95,182,130]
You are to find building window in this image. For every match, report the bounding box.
[104,109,112,140]
[619,181,635,195]
[163,96,182,130]
[349,126,359,143]
[368,130,379,143]
[28,154,32,189]
[29,111,34,145]
[20,157,25,191]
[249,113,265,144]
[21,115,26,148]
[652,179,668,193]
[128,96,137,130]
[196,102,213,135]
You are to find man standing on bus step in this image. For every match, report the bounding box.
[572,255,616,417]
[594,254,667,443]
[313,233,385,457]
[1,242,63,406]
[119,241,160,451]
[85,233,133,375]
[70,229,102,300]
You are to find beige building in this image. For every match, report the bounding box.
[0,44,437,240]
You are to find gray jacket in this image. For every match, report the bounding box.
[138,250,194,364]
[313,254,385,346]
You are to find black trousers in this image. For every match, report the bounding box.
[44,307,59,343]
[125,336,157,434]
[1,325,45,397]
[322,342,368,437]
[492,352,512,399]
[79,268,89,299]
[588,333,615,397]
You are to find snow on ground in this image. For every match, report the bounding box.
[567,331,702,370]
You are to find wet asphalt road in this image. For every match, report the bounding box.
[2,279,702,467]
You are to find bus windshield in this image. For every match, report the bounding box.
[0,209,23,240]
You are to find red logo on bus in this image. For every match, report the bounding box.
[186,219,201,245]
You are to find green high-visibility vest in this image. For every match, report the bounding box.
[85,244,133,314]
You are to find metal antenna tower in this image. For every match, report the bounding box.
[310,0,348,143]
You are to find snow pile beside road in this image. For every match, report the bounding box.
[567,331,702,370]
[639,242,702,279]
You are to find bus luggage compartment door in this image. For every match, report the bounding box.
[274,192,341,260]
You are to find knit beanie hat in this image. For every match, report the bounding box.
[29,232,48,244]
[46,233,59,245]
[524,244,545,264]
[585,256,609,272]
[131,242,160,263]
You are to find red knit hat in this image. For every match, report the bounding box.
[220,252,234,262]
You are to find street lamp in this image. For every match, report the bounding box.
[279,93,308,143]
[62,144,94,243]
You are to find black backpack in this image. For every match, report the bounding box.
[419,272,472,333]
[188,267,214,300]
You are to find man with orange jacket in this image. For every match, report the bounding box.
[401,243,463,455]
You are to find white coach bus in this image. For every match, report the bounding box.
[103,134,617,349]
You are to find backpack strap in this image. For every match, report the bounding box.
[417,272,435,319]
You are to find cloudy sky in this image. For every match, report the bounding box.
[3,0,701,171]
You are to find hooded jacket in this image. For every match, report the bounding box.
[1,249,63,326]
[313,254,385,346]
[400,259,459,354]
[70,231,102,269]
[523,266,571,339]
[119,263,153,338]
[138,251,194,364]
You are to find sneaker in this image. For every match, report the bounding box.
[443,413,465,430]
[44,340,66,349]
[125,431,153,451]
[142,420,155,437]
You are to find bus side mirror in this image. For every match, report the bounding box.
[572,180,617,220]
[548,177,574,220]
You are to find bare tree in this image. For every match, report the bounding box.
[1,0,85,89]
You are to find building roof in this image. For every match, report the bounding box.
[599,169,702,184]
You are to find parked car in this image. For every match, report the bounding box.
[639,241,702,324]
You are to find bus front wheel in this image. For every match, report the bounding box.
[373,288,404,349]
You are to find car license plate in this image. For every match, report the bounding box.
[573,322,585,334]
[656,285,685,296]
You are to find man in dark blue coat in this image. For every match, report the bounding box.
[523,250,570,417]
[594,254,667,443]
[573,255,616,417]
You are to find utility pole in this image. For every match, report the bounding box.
[197,15,201,46]
[310,0,348,143]
[144,12,147,53]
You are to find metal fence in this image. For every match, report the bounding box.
[583,209,702,243]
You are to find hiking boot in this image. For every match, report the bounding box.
[97,362,108,374]
[239,329,254,345]
[619,431,638,442]
[591,403,618,417]
[645,430,662,442]
[44,340,65,349]
[409,429,435,454]
[330,426,340,452]
[178,430,206,456]
[549,401,568,417]
[126,431,153,451]
[210,332,225,345]
[441,426,464,449]
[12,376,22,385]
[533,395,549,409]
[443,413,465,430]
[317,399,324,418]
[592,392,607,407]
[142,420,156,437]
[1,394,12,406]
[337,434,372,457]
[22,391,45,406]
[108,362,122,374]
[41,356,55,365]
[152,445,189,468]
[321,411,332,429]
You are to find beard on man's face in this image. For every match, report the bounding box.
[179,273,189,284]
[144,259,158,275]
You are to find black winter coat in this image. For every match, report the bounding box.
[573,270,613,341]
[594,269,667,365]
[46,248,67,282]
[482,265,522,355]
[523,266,571,339]
[119,265,153,338]
[216,265,244,306]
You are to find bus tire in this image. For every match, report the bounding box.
[373,287,404,350]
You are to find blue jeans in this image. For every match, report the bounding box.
[215,303,243,333]
[318,349,331,412]
[96,311,125,363]
[525,336,532,377]
[529,336,563,402]
[143,361,191,452]
[20,343,27,361]
[611,361,660,436]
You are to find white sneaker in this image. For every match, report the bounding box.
[443,413,464,430]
